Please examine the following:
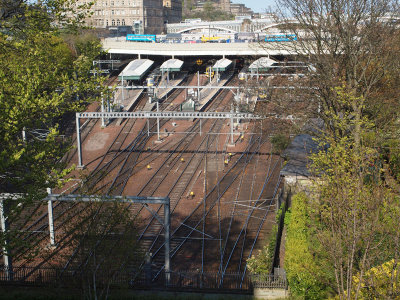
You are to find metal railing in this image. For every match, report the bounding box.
[0,266,287,291]
[250,273,287,289]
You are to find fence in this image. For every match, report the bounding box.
[167,271,252,291]
[250,273,287,289]
[0,266,287,291]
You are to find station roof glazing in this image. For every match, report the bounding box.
[212,58,232,71]
[160,59,184,72]
[118,59,154,80]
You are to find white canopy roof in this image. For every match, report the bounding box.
[249,57,277,70]
[160,59,184,71]
[212,58,232,71]
[118,59,154,80]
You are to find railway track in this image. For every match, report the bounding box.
[53,79,237,279]
[6,72,196,267]
[4,70,283,291]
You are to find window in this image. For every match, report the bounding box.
[117,19,120,26]
[122,19,125,25]
[106,19,109,26]
[112,19,115,26]
[112,10,114,14]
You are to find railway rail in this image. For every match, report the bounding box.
[1,70,283,291]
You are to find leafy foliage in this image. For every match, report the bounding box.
[269,1,400,296]
[271,134,290,154]
[284,192,334,299]
[0,0,106,261]
[0,1,104,193]
[308,96,400,299]
[352,259,400,299]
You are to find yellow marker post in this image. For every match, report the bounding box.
[181,158,185,162]
[189,191,195,197]
[147,164,151,170]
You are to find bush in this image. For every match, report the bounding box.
[285,193,333,299]
[271,134,290,154]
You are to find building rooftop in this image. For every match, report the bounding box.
[160,59,184,72]
[280,134,320,178]
[248,57,277,71]
[212,58,232,71]
[118,59,154,80]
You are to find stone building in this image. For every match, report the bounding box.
[163,0,182,25]
[79,0,181,34]
[185,0,253,17]
[230,3,253,16]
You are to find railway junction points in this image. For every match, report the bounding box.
[1,50,300,293]
[70,69,284,288]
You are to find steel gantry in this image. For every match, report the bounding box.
[0,193,171,285]
[75,111,264,168]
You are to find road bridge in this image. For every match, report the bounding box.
[102,38,297,57]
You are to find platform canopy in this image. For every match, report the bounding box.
[212,58,232,72]
[249,57,277,72]
[118,59,154,80]
[160,59,184,72]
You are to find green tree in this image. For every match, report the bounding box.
[0,0,106,265]
[308,100,400,299]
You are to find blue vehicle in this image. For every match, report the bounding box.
[126,34,157,42]
[265,34,297,42]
